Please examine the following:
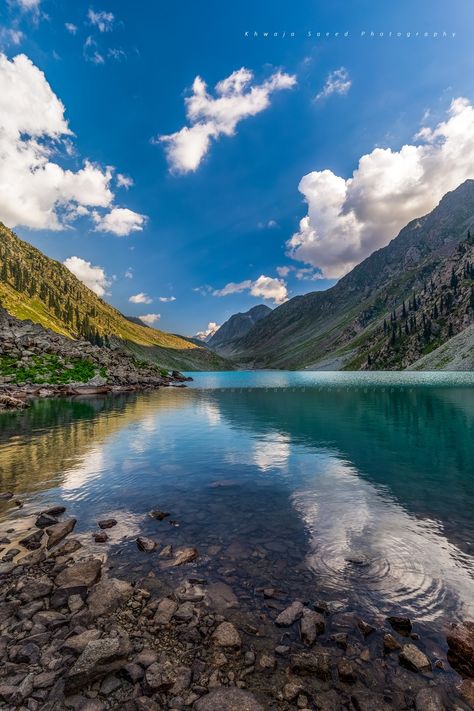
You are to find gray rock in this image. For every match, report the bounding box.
[205,582,238,612]
[145,659,177,691]
[415,688,445,711]
[62,629,102,655]
[174,602,194,622]
[290,651,331,680]
[194,687,264,711]
[65,633,131,692]
[275,600,304,626]
[136,536,157,552]
[300,607,325,645]
[154,597,178,625]
[87,577,133,618]
[35,512,58,529]
[55,558,102,590]
[121,662,144,683]
[20,575,53,601]
[212,621,241,648]
[399,643,432,672]
[46,518,76,548]
[135,648,158,668]
[19,529,44,550]
[97,518,117,529]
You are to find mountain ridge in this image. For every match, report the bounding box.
[207,304,272,355]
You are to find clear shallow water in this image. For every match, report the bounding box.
[1,371,474,646]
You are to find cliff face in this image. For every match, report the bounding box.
[229,180,474,370]
[207,304,272,355]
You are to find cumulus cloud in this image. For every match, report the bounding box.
[159,67,296,173]
[315,67,352,101]
[87,9,114,32]
[159,296,176,302]
[65,22,78,35]
[139,313,160,326]
[214,274,288,305]
[288,97,474,278]
[92,207,146,236]
[0,53,145,234]
[11,0,40,13]
[63,256,111,297]
[129,292,152,304]
[194,322,220,341]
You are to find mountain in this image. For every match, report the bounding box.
[230,180,474,370]
[0,223,228,371]
[407,324,474,371]
[207,304,272,355]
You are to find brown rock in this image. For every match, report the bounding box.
[55,558,102,589]
[45,517,76,548]
[93,531,108,543]
[154,597,178,625]
[160,546,198,567]
[136,536,157,552]
[65,633,131,692]
[98,518,117,529]
[194,687,264,711]
[388,615,412,636]
[415,687,445,710]
[399,643,431,673]
[383,633,402,652]
[300,607,325,645]
[447,621,474,677]
[149,510,170,520]
[459,679,474,707]
[275,600,304,626]
[212,621,241,648]
[62,629,102,655]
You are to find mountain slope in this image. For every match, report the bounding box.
[407,324,474,371]
[231,180,474,370]
[0,223,228,371]
[207,304,272,355]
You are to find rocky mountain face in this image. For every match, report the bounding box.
[230,180,474,370]
[207,305,272,355]
[0,223,227,371]
[0,307,192,407]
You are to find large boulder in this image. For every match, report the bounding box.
[65,633,131,692]
[46,518,76,548]
[87,577,133,618]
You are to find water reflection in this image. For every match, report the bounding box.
[0,374,473,633]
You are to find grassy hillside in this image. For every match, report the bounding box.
[0,223,228,371]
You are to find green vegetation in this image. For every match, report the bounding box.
[0,354,101,385]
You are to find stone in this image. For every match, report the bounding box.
[0,492,13,500]
[275,600,304,626]
[212,621,241,648]
[97,518,117,529]
[145,659,177,691]
[194,687,264,711]
[9,641,40,664]
[136,536,157,552]
[383,633,402,652]
[19,529,44,550]
[170,666,192,695]
[459,680,474,707]
[205,582,238,612]
[415,688,445,711]
[65,633,131,692]
[300,607,325,645]
[33,671,60,689]
[55,558,102,591]
[399,644,432,673]
[135,697,161,711]
[388,616,412,636]
[258,653,276,670]
[174,602,194,622]
[121,662,144,683]
[135,648,158,668]
[87,577,133,618]
[20,575,53,601]
[42,505,66,517]
[62,629,102,655]
[154,597,178,625]
[357,619,376,637]
[338,659,356,683]
[35,512,58,529]
[159,544,173,557]
[160,546,198,568]
[46,518,76,548]
[290,652,331,680]
[93,532,108,543]
[446,621,474,677]
[150,510,170,520]
[100,673,122,695]
[283,682,304,702]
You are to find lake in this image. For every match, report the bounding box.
[1,371,474,657]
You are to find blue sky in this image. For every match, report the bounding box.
[0,0,473,338]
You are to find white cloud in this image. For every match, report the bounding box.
[195,322,220,341]
[108,48,126,62]
[12,0,40,13]
[315,67,352,101]
[258,219,279,229]
[159,67,296,173]
[83,36,104,64]
[87,8,114,32]
[63,256,111,297]
[214,274,288,305]
[0,53,145,234]
[288,97,474,278]
[65,22,78,35]
[159,296,176,302]
[139,313,161,326]
[0,28,24,48]
[276,266,290,277]
[92,207,146,236]
[124,267,133,279]
[116,173,133,188]
[129,292,152,304]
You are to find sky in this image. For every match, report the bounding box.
[0,0,473,338]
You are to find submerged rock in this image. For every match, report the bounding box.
[149,510,170,521]
[415,687,446,711]
[136,536,157,552]
[300,607,325,645]
[399,643,432,672]
[388,615,413,636]
[275,600,304,626]
[160,546,198,568]
[212,621,241,648]
[93,531,108,543]
[35,512,58,528]
[97,518,117,529]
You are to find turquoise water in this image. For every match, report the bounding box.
[1,371,474,642]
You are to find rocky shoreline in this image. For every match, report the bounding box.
[0,505,473,711]
[0,307,192,411]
